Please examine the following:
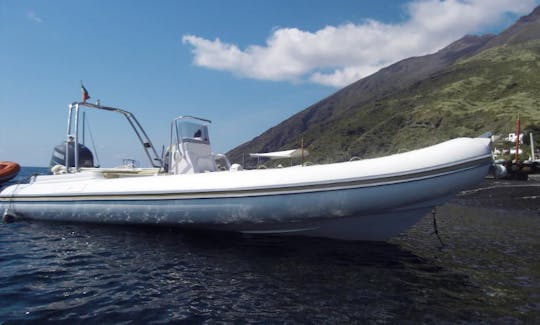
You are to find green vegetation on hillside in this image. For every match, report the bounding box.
[342,40,540,158]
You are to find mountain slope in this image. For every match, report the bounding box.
[480,5,540,50]
[227,6,540,165]
[312,40,540,161]
[227,34,494,159]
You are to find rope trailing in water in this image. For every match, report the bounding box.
[431,207,445,248]
[2,173,41,223]
[3,182,21,223]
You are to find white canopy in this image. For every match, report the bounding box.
[249,149,309,160]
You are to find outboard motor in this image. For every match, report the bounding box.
[49,142,94,168]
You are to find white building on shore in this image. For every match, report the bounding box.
[505,133,524,144]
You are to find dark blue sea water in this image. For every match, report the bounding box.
[1,167,539,323]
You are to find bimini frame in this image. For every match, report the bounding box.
[65,102,163,171]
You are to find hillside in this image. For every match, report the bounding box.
[312,40,540,161]
[227,6,540,165]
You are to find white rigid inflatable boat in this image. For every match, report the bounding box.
[0,101,493,240]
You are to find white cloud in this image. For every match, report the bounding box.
[183,0,536,88]
[27,11,44,23]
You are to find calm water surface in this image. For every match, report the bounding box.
[0,167,538,323]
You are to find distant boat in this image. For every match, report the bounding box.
[0,161,20,184]
[0,101,493,240]
[250,148,309,167]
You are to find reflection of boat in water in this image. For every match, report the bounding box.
[0,161,20,184]
[0,101,493,240]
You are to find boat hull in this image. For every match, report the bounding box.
[0,161,489,240]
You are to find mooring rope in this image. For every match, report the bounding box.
[431,207,445,248]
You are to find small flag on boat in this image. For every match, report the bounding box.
[81,82,90,102]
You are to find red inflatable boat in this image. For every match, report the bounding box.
[0,161,20,184]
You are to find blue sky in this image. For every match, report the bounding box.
[1,0,538,167]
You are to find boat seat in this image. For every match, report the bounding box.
[171,142,217,174]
